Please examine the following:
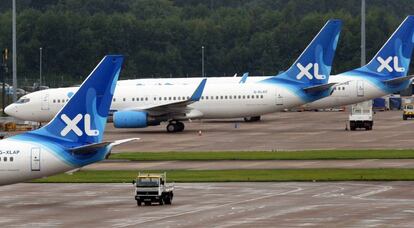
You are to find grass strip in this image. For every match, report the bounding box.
[109,150,414,161]
[32,168,414,183]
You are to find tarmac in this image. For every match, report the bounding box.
[1,182,414,227]
[105,110,414,152]
[85,159,414,170]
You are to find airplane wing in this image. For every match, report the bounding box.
[239,72,249,84]
[383,75,414,84]
[126,78,207,117]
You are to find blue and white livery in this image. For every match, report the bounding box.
[304,15,414,109]
[5,20,342,132]
[0,55,137,186]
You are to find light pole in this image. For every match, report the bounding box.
[39,47,42,87]
[12,0,17,102]
[361,0,366,66]
[201,46,205,77]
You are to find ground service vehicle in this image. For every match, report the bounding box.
[349,101,373,131]
[403,103,414,120]
[133,173,174,206]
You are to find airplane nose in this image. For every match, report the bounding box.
[4,104,16,116]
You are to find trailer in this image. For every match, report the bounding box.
[132,172,174,206]
[349,101,373,131]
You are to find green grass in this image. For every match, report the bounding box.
[109,150,414,161]
[32,168,414,183]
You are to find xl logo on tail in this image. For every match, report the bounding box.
[377,56,405,73]
[60,114,99,137]
[296,63,326,80]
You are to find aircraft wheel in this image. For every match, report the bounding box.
[176,122,185,132]
[251,116,261,121]
[167,123,176,133]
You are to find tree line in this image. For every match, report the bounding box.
[0,0,413,87]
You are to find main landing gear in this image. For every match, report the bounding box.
[244,116,261,122]
[166,121,185,133]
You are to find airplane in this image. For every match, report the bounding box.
[304,15,414,109]
[116,16,414,110]
[0,55,137,186]
[5,19,342,133]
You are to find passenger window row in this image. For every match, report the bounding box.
[52,99,69,103]
[0,157,14,162]
[334,86,346,91]
[200,94,264,100]
[111,94,265,102]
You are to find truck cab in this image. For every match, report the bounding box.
[133,172,174,206]
[403,103,414,120]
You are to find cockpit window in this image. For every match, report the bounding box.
[16,98,30,104]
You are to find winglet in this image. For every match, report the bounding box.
[239,72,249,84]
[190,79,207,101]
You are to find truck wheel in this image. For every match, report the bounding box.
[165,194,172,205]
[159,197,164,205]
[403,115,408,120]
[137,200,142,206]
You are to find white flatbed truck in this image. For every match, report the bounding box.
[349,100,373,131]
[132,172,174,206]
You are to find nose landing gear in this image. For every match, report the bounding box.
[166,121,185,133]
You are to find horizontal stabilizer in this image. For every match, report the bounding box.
[383,75,414,84]
[303,83,336,93]
[109,138,140,147]
[68,138,139,154]
[68,142,111,154]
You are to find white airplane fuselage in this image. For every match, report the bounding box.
[6,73,398,123]
[305,74,390,109]
[119,74,397,109]
[0,138,74,185]
[7,82,305,122]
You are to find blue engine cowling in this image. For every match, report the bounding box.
[113,111,150,128]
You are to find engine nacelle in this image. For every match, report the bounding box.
[113,111,159,128]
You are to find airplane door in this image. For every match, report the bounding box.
[31,148,41,171]
[357,80,364,97]
[41,91,49,110]
[276,89,284,106]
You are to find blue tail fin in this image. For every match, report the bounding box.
[355,16,414,79]
[32,55,123,145]
[276,19,342,85]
